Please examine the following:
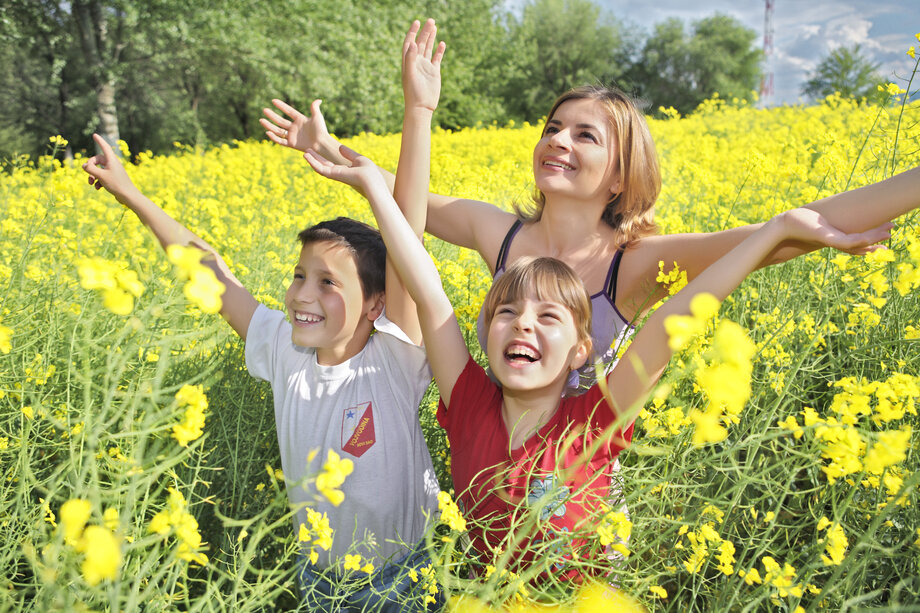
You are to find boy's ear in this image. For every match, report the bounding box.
[365,292,385,321]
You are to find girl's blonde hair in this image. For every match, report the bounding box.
[481,257,593,355]
[516,85,662,247]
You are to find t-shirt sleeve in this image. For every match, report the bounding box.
[372,311,432,404]
[244,304,289,382]
[572,383,635,456]
[436,356,496,435]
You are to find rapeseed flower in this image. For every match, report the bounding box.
[59,498,92,546]
[0,319,12,353]
[166,244,225,314]
[171,384,208,447]
[315,449,354,506]
[76,525,122,585]
[149,487,207,565]
[438,491,466,532]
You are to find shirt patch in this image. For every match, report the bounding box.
[341,401,376,457]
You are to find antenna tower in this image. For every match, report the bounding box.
[760,0,775,103]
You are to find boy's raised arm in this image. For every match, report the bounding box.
[605,209,895,421]
[82,133,259,339]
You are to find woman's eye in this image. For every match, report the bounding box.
[580,131,598,142]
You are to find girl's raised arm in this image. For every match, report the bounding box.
[306,146,470,403]
[606,209,894,421]
[618,165,920,320]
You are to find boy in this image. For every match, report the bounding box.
[80,21,445,604]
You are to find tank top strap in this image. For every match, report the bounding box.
[602,248,625,304]
[494,219,524,273]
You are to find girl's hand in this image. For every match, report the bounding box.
[261,98,330,153]
[305,146,386,194]
[82,133,141,206]
[775,208,893,255]
[402,19,446,113]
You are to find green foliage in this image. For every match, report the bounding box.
[803,44,884,102]
[627,14,762,116]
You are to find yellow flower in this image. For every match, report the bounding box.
[77,525,121,585]
[22,406,34,420]
[739,567,762,585]
[171,384,208,447]
[863,427,911,474]
[343,554,362,571]
[184,267,225,314]
[437,491,467,532]
[649,585,668,599]
[908,46,916,59]
[0,320,12,353]
[60,498,92,546]
[821,522,848,565]
[689,408,727,445]
[315,449,354,506]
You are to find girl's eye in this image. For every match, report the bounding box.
[293,272,305,280]
[497,306,514,316]
[541,312,561,321]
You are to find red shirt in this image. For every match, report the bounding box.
[437,357,633,577]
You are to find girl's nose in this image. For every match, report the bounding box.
[513,309,535,332]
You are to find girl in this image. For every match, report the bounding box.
[302,130,892,581]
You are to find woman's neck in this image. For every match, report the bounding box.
[536,196,612,257]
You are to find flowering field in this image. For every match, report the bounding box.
[2,89,920,611]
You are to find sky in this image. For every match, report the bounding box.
[596,0,920,104]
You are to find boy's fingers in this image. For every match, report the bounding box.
[310,99,323,118]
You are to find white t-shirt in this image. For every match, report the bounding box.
[245,304,439,568]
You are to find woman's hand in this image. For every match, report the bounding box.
[261,98,331,154]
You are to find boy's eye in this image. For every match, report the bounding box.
[541,312,561,321]
[293,272,305,280]
[321,278,337,287]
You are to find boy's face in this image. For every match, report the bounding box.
[486,292,589,395]
[284,241,382,365]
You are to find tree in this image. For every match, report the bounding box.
[628,14,762,116]
[502,0,629,121]
[802,45,882,101]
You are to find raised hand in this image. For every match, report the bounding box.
[777,208,893,255]
[402,18,446,113]
[82,133,141,206]
[304,146,387,195]
[261,98,330,153]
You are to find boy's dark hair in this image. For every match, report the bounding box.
[298,217,386,300]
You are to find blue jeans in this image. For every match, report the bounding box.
[298,543,444,612]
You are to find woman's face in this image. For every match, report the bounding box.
[532,98,620,204]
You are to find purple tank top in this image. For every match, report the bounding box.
[475,220,635,395]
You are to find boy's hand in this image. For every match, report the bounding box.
[775,208,893,255]
[402,19,446,113]
[261,99,331,154]
[82,133,141,205]
[305,146,386,194]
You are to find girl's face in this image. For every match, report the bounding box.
[486,292,589,394]
[532,98,621,204]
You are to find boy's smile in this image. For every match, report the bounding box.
[285,241,381,365]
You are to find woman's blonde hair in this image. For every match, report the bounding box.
[481,257,593,355]
[517,85,661,247]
